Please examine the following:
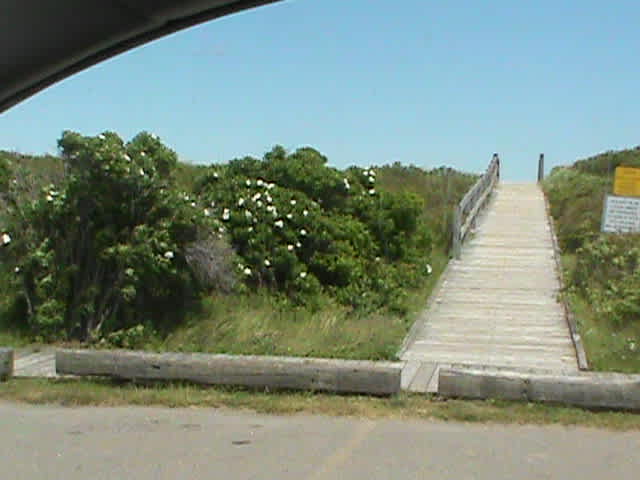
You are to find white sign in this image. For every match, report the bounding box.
[602,194,640,233]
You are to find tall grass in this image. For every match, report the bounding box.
[544,147,640,372]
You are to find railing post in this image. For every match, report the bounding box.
[452,206,462,259]
[538,153,545,182]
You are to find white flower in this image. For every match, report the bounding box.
[184,195,190,201]
[363,169,369,176]
[369,188,376,195]
[296,241,302,248]
[266,205,275,213]
[248,226,254,232]
[140,151,146,157]
[123,154,131,162]
[264,259,271,267]
[369,176,375,183]
[98,134,105,140]
[245,179,252,186]
[303,210,309,216]
[237,198,245,206]
[300,229,307,236]
[1,233,11,245]
[14,266,20,274]
[275,220,284,228]
[290,199,297,206]
[190,202,196,207]
[426,264,433,275]
[243,267,252,276]
[252,193,261,202]
[266,194,273,203]
[343,178,351,190]
[46,194,54,202]
[125,268,135,277]
[299,271,307,278]
[267,183,275,190]
[375,256,381,262]
[210,201,216,207]
[245,210,252,218]
[256,179,264,187]
[287,244,294,251]
[630,342,637,352]
[139,168,145,176]
[204,208,211,217]
[213,172,219,179]
[164,251,174,260]
[286,213,293,220]
[222,208,230,221]
[256,200,263,208]
[218,226,226,233]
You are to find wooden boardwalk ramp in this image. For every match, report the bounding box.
[401,182,579,392]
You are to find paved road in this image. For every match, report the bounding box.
[2,402,639,479]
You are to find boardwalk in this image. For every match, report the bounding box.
[401,183,578,392]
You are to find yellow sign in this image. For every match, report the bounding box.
[614,167,640,197]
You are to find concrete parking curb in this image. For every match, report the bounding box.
[56,349,402,395]
[438,367,640,411]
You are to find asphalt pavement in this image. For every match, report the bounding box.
[2,402,639,479]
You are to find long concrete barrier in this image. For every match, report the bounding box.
[0,348,13,380]
[438,368,640,410]
[56,349,402,395]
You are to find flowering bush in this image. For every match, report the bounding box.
[7,131,236,341]
[194,146,433,311]
[572,236,640,328]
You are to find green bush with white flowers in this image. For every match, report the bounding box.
[1,133,437,343]
[194,146,433,312]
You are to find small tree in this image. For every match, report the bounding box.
[13,131,234,341]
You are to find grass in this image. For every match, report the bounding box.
[1,377,640,430]
[157,250,449,360]
[565,290,640,373]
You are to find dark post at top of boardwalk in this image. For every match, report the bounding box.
[538,154,545,183]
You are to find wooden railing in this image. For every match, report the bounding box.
[451,154,500,258]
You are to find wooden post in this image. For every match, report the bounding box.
[538,153,545,182]
[0,348,13,380]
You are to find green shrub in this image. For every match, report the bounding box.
[193,146,434,312]
[2,131,236,341]
[573,236,640,328]
[544,168,608,252]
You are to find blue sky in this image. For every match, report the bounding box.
[1,0,639,180]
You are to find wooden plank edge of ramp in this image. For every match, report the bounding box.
[542,189,589,370]
[438,367,640,411]
[55,349,402,396]
[0,348,13,380]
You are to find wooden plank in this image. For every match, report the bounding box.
[0,348,13,380]
[56,349,402,395]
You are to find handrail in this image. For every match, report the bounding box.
[451,154,500,258]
